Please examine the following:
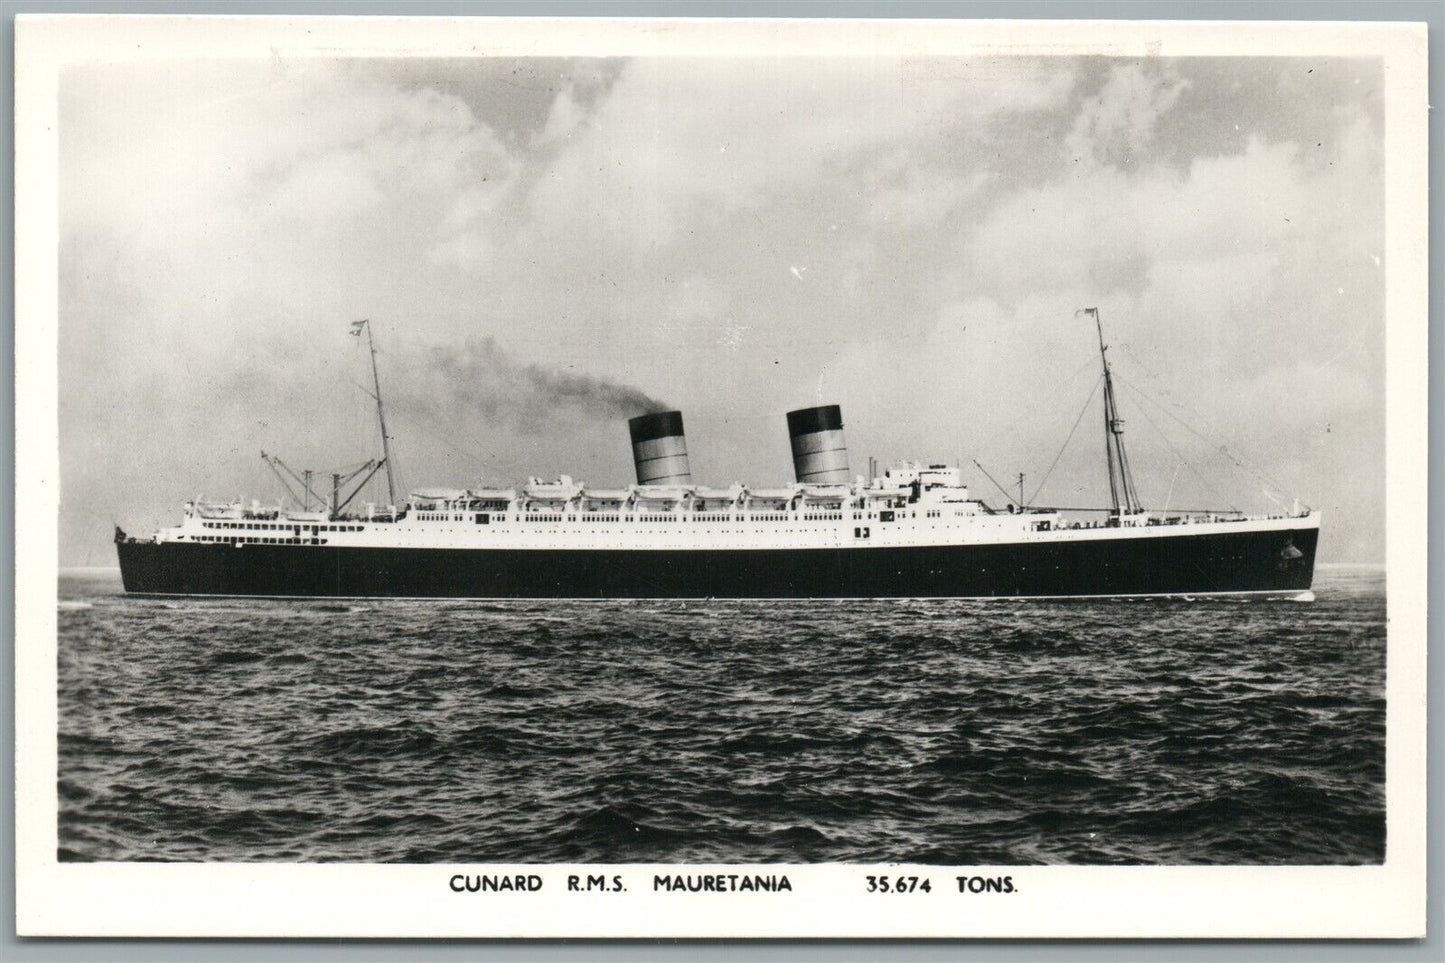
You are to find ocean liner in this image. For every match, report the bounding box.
[116,312,1320,599]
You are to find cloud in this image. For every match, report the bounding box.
[535,82,586,147]
[1066,63,1189,168]
[62,61,519,352]
[962,127,1379,371]
[520,56,1074,251]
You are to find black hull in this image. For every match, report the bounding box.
[117,525,1318,599]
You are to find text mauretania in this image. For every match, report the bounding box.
[654,874,793,893]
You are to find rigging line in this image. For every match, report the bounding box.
[1112,370,1292,497]
[327,459,376,476]
[969,352,1103,459]
[1163,462,1181,513]
[1116,380,1239,514]
[1113,346,1293,494]
[385,404,493,481]
[1028,373,1103,505]
[972,460,1019,507]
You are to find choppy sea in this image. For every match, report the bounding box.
[57,566,1385,865]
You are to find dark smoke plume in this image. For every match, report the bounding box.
[389,337,670,430]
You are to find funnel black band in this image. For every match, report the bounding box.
[628,410,685,444]
[786,405,843,435]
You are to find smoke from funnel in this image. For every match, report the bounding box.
[391,337,671,431]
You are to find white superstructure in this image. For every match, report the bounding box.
[161,459,1319,552]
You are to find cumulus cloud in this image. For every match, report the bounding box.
[520,57,1073,251]
[1065,63,1189,168]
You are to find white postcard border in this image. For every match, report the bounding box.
[14,14,1429,939]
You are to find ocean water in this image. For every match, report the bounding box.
[57,566,1385,864]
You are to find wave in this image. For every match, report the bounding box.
[303,725,442,760]
[211,649,267,665]
[568,806,693,847]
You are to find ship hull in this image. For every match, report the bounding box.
[117,524,1318,599]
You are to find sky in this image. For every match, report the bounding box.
[59,54,1384,564]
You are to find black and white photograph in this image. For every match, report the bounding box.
[15,14,1428,938]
